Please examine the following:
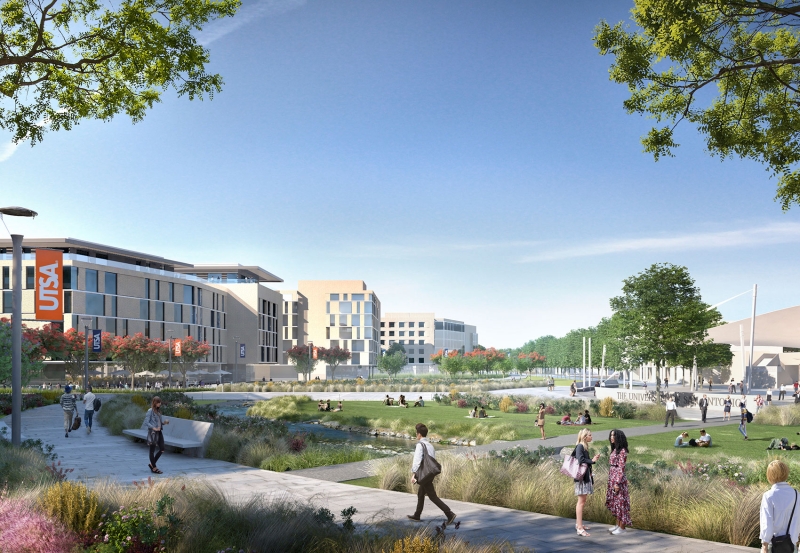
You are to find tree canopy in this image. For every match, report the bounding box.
[318,346,351,381]
[0,0,239,145]
[377,351,406,380]
[594,0,800,209]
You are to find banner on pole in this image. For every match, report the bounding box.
[312,346,318,360]
[91,329,102,353]
[174,339,182,357]
[35,249,63,321]
[240,344,246,358]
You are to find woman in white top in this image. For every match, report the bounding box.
[760,460,799,553]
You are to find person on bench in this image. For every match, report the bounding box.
[674,432,690,447]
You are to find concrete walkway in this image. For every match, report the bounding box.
[4,403,754,553]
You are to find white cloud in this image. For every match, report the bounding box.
[518,221,800,262]
[0,142,18,163]
[197,0,306,46]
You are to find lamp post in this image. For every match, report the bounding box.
[0,206,38,447]
[79,316,93,394]
[167,331,173,388]
[233,335,240,386]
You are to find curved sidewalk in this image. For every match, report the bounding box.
[4,402,752,553]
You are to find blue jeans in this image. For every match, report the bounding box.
[739,423,747,438]
[85,409,94,429]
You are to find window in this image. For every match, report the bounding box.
[339,301,352,314]
[408,358,413,364]
[419,331,425,337]
[399,322,405,328]
[407,348,414,354]
[364,327,373,339]
[352,340,365,352]
[85,269,98,292]
[408,322,414,328]
[1,267,8,289]
[380,331,385,337]
[292,328,298,338]
[330,340,339,348]
[144,278,150,299]
[122,319,128,336]
[183,285,193,305]
[339,314,348,326]
[389,340,395,345]
[25,266,34,289]
[419,322,425,327]
[409,331,415,336]
[356,301,360,314]
[380,340,385,345]
[389,331,395,336]
[1,290,11,313]
[330,294,339,301]
[107,318,116,334]
[144,321,150,338]
[326,327,330,339]
[155,301,164,321]
[351,352,360,364]
[339,327,352,339]
[400,340,405,345]
[365,302,372,314]
[435,321,443,330]
[343,294,348,300]
[64,291,72,313]
[330,315,335,326]
[63,267,78,290]
[86,293,104,315]
[110,296,117,317]
[419,358,425,363]
[140,300,149,320]
[418,340,424,345]
[352,293,364,301]
[155,280,161,300]
[351,315,360,327]
[168,282,174,302]
[399,331,405,336]
[389,322,395,328]
[380,322,385,327]
[326,301,330,314]
[105,272,117,295]
[174,303,183,323]
[197,288,202,306]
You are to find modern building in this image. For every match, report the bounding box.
[280,281,381,379]
[708,305,800,386]
[380,312,478,370]
[0,238,291,382]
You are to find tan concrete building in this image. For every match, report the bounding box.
[0,238,287,382]
[280,281,381,379]
[380,313,478,371]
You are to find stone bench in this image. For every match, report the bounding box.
[123,417,213,458]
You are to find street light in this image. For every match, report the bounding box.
[167,331,174,389]
[0,206,39,447]
[79,316,93,395]
[233,335,240,386]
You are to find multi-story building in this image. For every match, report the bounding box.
[380,312,479,368]
[280,281,381,379]
[0,238,288,382]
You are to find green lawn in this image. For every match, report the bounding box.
[279,400,661,442]
[610,422,800,464]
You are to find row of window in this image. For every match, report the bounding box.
[381,339,425,346]
[381,321,426,328]
[408,358,426,364]
[326,301,373,315]
[329,293,372,301]
[329,314,376,328]
[325,326,374,340]
[381,330,424,337]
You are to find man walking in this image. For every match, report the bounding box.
[766,387,773,406]
[780,384,787,401]
[407,423,456,525]
[664,376,669,390]
[83,386,96,434]
[60,385,77,438]
[664,395,677,427]
[699,394,709,423]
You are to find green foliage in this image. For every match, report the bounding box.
[96,395,148,435]
[0,319,45,386]
[131,395,148,409]
[599,397,614,417]
[39,481,102,534]
[247,395,313,421]
[0,0,240,146]
[0,437,57,491]
[259,444,382,472]
[593,0,800,210]
[206,427,242,463]
[752,404,800,426]
[487,445,555,466]
[378,351,407,379]
[96,495,181,552]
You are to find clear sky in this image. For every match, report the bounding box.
[2,0,799,348]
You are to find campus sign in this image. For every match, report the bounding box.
[597,388,758,410]
[35,249,63,321]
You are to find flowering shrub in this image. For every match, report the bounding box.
[0,393,54,415]
[678,459,749,484]
[544,405,556,415]
[514,401,529,413]
[93,495,181,553]
[0,496,79,553]
[488,445,555,465]
[456,399,468,408]
[290,434,307,452]
[499,396,513,413]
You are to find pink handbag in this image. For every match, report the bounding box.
[560,451,588,479]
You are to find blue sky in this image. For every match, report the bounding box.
[3,0,799,347]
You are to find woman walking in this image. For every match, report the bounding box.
[759,460,799,553]
[537,403,546,440]
[144,396,169,474]
[723,396,732,421]
[738,395,749,440]
[574,428,601,537]
[606,429,631,535]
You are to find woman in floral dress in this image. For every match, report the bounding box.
[605,429,631,534]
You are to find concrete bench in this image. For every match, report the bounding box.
[123,417,213,458]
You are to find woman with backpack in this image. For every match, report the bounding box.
[574,428,601,537]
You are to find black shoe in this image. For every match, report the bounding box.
[446,513,457,525]
[65,432,68,438]
[407,515,421,522]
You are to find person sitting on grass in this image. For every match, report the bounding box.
[583,410,592,425]
[399,395,409,408]
[413,396,424,407]
[332,401,343,412]
[478,407,487,418]
[767,437,790,451]
[696,429,712,447]
[470,406,478,418]
[383,395,394,406]
[674,432,690,447]
[576,413,587,425]
[317,401,326,411]
[560,412,572,425]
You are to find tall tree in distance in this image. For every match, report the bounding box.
[594,1,800,209]
[0,0,240,146]
[286,345,319,382]
[377,351,406,380]
[610,263,724,401]
[172,337,211,386]
[318,346,351,381]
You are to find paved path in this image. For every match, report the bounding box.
[3,403,755,553]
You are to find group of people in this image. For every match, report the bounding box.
[469,406,487,418]
[559,410,592,426]
[317,400,343,412]
[383,395,425,407]
[674,429,712,447]
[60,385,97,437]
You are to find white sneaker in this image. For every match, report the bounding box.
[608,525,619,533]
[611,527,626,535]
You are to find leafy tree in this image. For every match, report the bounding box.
[386,343,406,356]
[171,337,210,386]
[0,0,240,146]
[110,333,162,388]
[431,349,464,379]
[318,346,351,381]
[377,351,406,380]
[594,0,800,209]
[0,318,44,386]
[45,328,113,382]
[464,350,487,376]
[495,356,514,376]
[609,263,724,401]
[286,344,319,382]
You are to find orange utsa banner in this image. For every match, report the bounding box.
[312,346,318,360]
[35,249,63,321]
[173,339,182,357]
